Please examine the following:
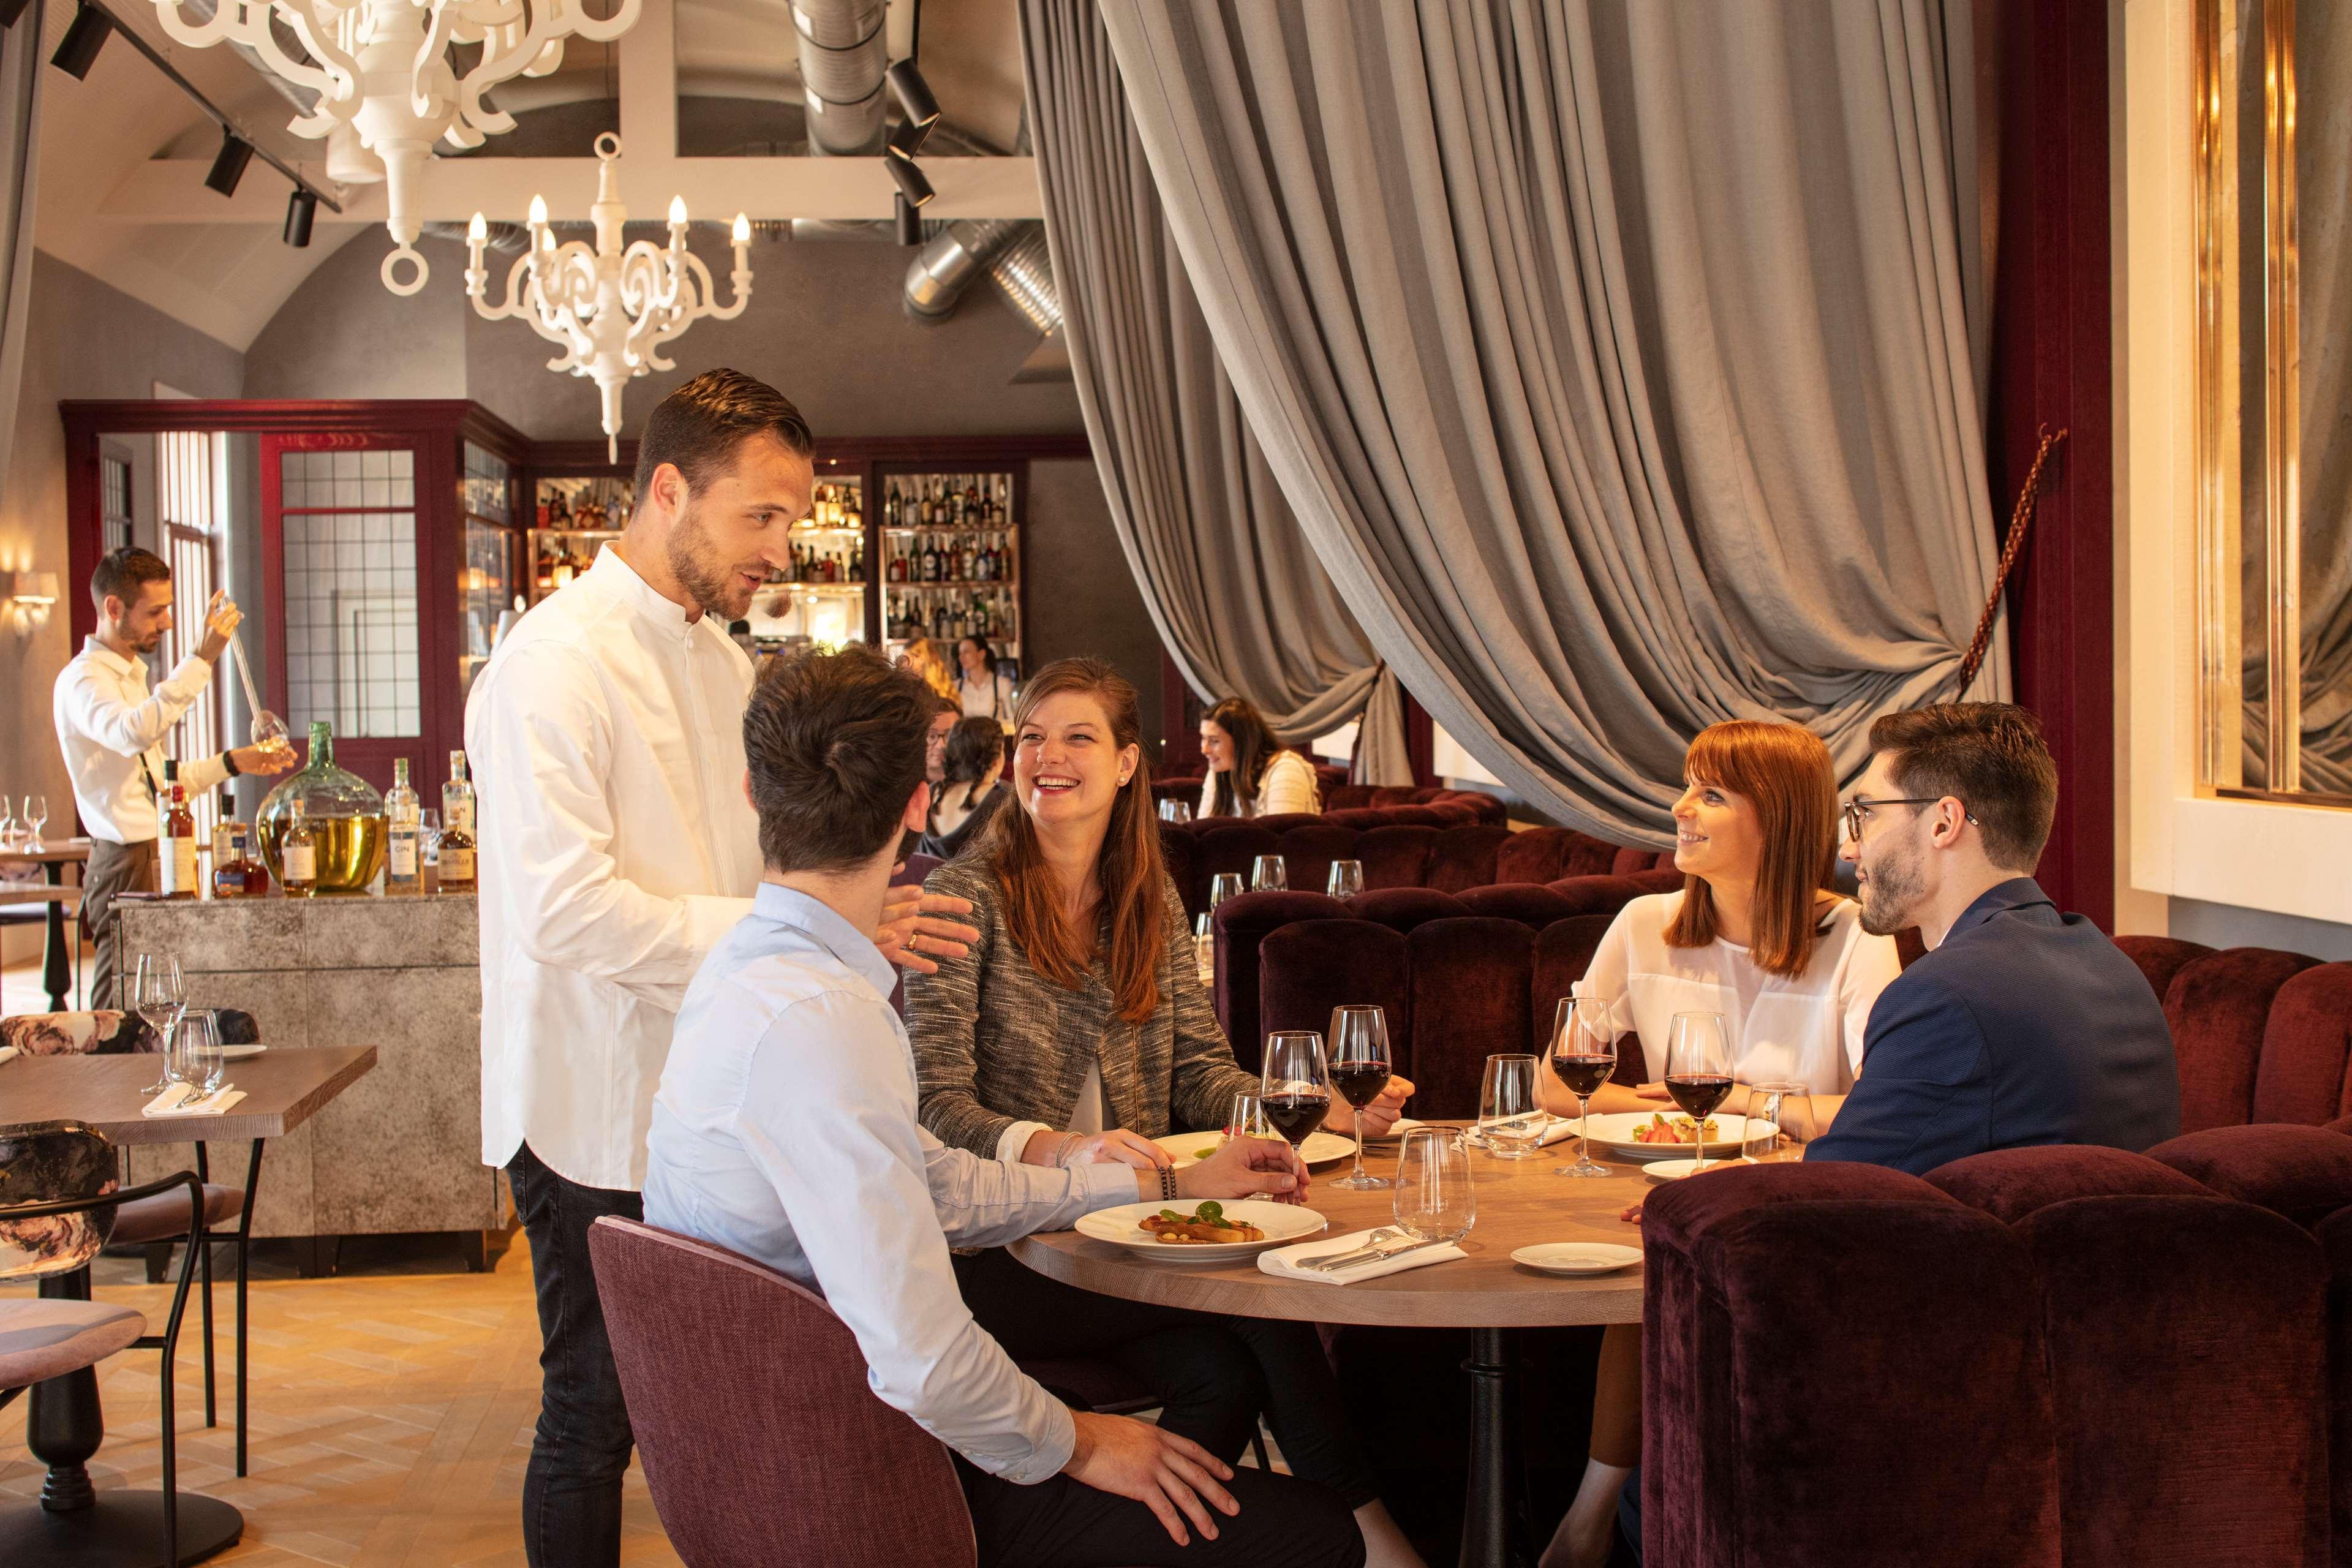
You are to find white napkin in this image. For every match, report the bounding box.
[1259,1227,1466,1286]
[142,1083,246,1118]
[0,1046,18,1067]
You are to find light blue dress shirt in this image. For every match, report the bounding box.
[644,881,1139,1483]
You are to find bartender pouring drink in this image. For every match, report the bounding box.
[52,547,295,1012]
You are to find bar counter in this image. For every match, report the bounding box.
[116,893,503,1270]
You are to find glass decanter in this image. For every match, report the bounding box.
[257,721,386,895]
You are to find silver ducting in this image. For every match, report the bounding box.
[793,0,890,156]
[903,218,1025,320]
[987,226,1060,336]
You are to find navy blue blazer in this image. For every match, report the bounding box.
[1804,878,2180,1177]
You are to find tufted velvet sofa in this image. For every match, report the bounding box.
[1639,1125,2352,1567]
[2114,937,2352,1131]
[1159,812,1609,919]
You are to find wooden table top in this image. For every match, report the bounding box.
[6,840,91,864]
[1009,1125,1668,1328]
[0,1046,377,1145]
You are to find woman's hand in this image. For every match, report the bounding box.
[874,879,979,974]
[1025,1128,1172,1170]
[1062,1411,1238,1547]
[1174,1133,1305,1204]
[1633,1081,1670,1101]
[1324,1074,1415,1139]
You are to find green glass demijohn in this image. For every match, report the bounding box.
[256,720,386,895]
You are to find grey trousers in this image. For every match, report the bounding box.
[81,837,156,1012]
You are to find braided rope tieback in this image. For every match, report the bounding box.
[1956,425,2069,695]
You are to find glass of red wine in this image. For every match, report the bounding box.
[1260,1030,1333,1153]
[1548,995,1615,1178]
[1664,1011,1735,1175]
[1327,1006,1392,1191]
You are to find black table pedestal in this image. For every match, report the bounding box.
[42,858,74,1012]
[1458,1326,1535,1568]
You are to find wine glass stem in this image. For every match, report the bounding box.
[1580,1099,1592,1166]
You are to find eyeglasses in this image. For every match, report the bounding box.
[1841,796,1980,845]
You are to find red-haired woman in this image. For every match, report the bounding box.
[1537,720,1902,1568]
[908,658,1423,1568]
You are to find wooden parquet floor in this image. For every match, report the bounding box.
[1,1235,682,1566]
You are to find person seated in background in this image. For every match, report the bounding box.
[924,696,959,790]
[644,646,1363,1568]
[901,636,960,705]
[1534,720,1901,1568]
[957,633,1020,729]
[907,658,1423,1568]
[1198,696,1322,818]
[1804,703,2180,1174]
[919,716,1009,862]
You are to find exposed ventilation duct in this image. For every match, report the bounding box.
[987,226,1060,336]
[793,0,890,156]
[903,217,1023,320]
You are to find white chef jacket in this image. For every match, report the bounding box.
[51,637,229,844]
[466,545,763,1191]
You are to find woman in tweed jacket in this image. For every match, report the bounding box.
[907,658,1423,1568]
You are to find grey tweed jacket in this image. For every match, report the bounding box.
[907,850,1259,1156]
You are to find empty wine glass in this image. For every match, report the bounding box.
[1208,872,1246,909]
[20,794,46,848]
[1478,1054,1546,1159]
[0,799,16,852]
[1193,911,1215,987]
[178,1008,225,1096]
[1549,995,1616,1178]
[1259,1031,1332,1150]
[1251,854,1287,892]
[1325,859,1365,899]
[1327,1006,1393,1191]
[130,953,186,1095]
[1664,1011,1734,1175]
[1159,798,1193,824]
[1743,1082,1820,1164]
[1393,1126,1475,1243]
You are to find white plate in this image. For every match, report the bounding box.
[1579,1111,1753,1161]
[1073,1199,1328,1264]
[1511,1243,1643,1277]
[1640,1156,1746,1184]
[1153,1130,1357,1169]
[219,1043,268,1060]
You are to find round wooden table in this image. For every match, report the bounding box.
[1011,1124,1675,1568]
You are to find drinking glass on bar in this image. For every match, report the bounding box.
[1325,859,1365,899]
[130,953,186,1095]
[1208,872,1246,910]
[1664,1011,1735,1174]
[1259,1031,1332,1149]
[1251,854,1287,892]
[179,1008,225,1096]
[1548,995,1615,1178]
[1742,1082,1819,1164]
[1478,1053,1546,1159]
[1327,1005,1392,1191]
[1393,1126,1474,1243]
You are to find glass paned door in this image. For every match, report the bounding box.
[277,448,422,738]
[158,431,224,843]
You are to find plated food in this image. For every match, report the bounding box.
[1139,1202,1266,1246]
[1579,1111,1754,1160]
[1073,1199,1327,1263]
[1629,1113,1720,1145]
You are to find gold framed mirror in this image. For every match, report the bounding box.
[2196,0,2351,805]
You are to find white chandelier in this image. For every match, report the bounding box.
[466,134,753,460]
[151,0,644,295]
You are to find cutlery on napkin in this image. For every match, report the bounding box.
[1259,1227,1466,1286]
[142,1082,246,1118]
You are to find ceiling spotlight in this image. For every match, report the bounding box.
[886,149,934,208]
[0,0,37,29]
[205,128,254,197]
[50,2,111,79]
[888,115,930,163]
[284,187,317,247]
[894,192,922,246]
[887,59,938,130]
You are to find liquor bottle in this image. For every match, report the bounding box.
[850,541,864,581]
[385,757,422,895]
[281,799,319,898]
[963,477,980,521]
[960,538,976,580]
[435,807,478,895]
[443,752,476,839]
[212,818,266,899]
[159,761,198,899]
[922,537,940,582]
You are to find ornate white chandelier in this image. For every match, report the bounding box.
[466,134,753,460]
[151,0,644,295]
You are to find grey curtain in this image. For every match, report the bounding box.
[1098,0,2002,841]
[0,2,42,494]
[1017,0,1413,786]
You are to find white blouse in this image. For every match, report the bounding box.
[1197,747,1322,819]
[1573,890,1902,1095]
[959,671,1017,726]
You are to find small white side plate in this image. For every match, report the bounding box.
[220,1044,268,1060]
[1510,1243,1643,1276]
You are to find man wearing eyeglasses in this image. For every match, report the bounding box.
[1804,703,2179,1175]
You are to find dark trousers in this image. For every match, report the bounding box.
[507,1142,643,1568]
[957,1453,1366,1568]
[954,1246,1379,1509]
[81,836,155,1014]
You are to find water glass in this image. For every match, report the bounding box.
[1193,912,1215,987]
[1665,1011,1735,1174]
[20,794,46,847]
[1478,1053,1546,1159]
[129,953,186,1095]
[1251,854,1287,892]
[420,807,443,867]
[1743,1082,1820,1163]
[1226,1090,1276,1143]
[1208,872,1246,909]
[1325,859,1365,899]
[178,1008,225,1095]
[1393,1126,1475,1243]
[1549,995,1616,1178]
[0,800,15,851]
[1159,798,1193,824]
[1327,1005,1393,1191]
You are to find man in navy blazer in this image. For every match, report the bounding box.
[1806,704,2179,1175]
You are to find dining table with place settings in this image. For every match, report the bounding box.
[1,838,90,1012]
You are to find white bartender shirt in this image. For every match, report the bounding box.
[467,545,762,1191]
[52,637,229,844]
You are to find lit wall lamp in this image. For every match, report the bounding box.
[6,570,59,636]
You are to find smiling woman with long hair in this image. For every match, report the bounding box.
[905,657,1425,1568]
[1197,696,1321,818]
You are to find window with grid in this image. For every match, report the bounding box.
[157,431,224,842]
[279,449,421,739]
[461,442,514,703]
[100,453,134,554]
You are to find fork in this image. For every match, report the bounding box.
[1298,1228,1407,1271]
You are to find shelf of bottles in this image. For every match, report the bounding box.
[461,441,518,701]
[527,475,635,604]
[747,478,869,650]
[880,471,1019,659]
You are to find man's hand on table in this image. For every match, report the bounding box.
[1170,1131,1306,1205]
[1324,1074,1415,1138]
[874,876,978,974]
[1063,1411,1238,1547]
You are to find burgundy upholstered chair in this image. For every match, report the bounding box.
[1212,891,1346,1063]
[1529,914,1626,1075]
[1608,846,1676,878]
[1194,823,1283,908]
[1422,824,1510,894]
[2111,933,2217,1004]
[1352,824,1438,889]
[1158,821,1200,912]
[1922,1144,2214,1223]
[2165,947,2324,1131]
[2252,963,2352,1126]
[1493,826,1619,884]
[1406,918,1538,1119]
[1270,823,1359,900]
[1540,873,1672,919]
[1456,884,1583,925]
[1348,886,1466,933]
[2145,1123,2352,1229]
[1256,919,1415,1083]
[588,1216,980,1567]
[2315,1207,2352,1565]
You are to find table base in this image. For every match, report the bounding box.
[1459,1326,1535,1568]
[0,1491,242,1567]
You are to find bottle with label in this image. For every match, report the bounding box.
[159,761,198,899]
[439,752,477,894]
[212,818,266,899]
[282,799,319,897]
[385,757,421,895]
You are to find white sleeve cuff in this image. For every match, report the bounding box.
[995,1119,1052,1164]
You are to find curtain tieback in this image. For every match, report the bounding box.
[1958,426,2069,693]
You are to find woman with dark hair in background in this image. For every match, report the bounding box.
[1197,696,1321,818]
[918,716,1009,861]
[957,634,1019,728]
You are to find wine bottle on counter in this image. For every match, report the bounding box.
[159,760,198,899]
[282,799,319,897]
[385,758,422,895]
[443,752,475,839]
[437,810,478,894]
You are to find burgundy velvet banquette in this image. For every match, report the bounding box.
[1159,809,1574,919]
[2114,936,2352,1130]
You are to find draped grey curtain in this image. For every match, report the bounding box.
[0,2,43,494]
[1097,0,2001,841]
[1017,0,1412,785]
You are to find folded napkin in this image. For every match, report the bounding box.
[1259,1227,1466,1286]
[142,1083,246,1118]
[0,1045,18,1068]
[1418,1117,1578,1150]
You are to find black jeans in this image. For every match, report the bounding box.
[507,1142,643,1568]
[956,1453,1366,1568]
[954,1246,1380,1509]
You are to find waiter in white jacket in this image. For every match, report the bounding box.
[464,369,979,1568]
[52,546,293,1011]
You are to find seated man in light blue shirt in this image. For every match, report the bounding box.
[644,646,1365,1568]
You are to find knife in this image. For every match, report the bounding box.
[1298,1236,1449,1272]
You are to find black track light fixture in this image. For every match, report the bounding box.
[205,127,254,197]
[51,2,111,79]
[0,0,38,31]
[886,146,933,209]
[894,192,922,246]
[888,115,929,163]
[284,187,317,247]
[887,59,938,130]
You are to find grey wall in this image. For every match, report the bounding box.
[243,232,468,401]
[2170,897,2352,963]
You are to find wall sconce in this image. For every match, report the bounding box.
[5,570,58,637]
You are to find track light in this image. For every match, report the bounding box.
[284,187,317,247]
[886,148,933,208]
[205,128,254,197]
[887,59,938,130]
[895,192,922,246]
[51,2,111,79]
[888,115,930,163]
[0,0,37,31]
